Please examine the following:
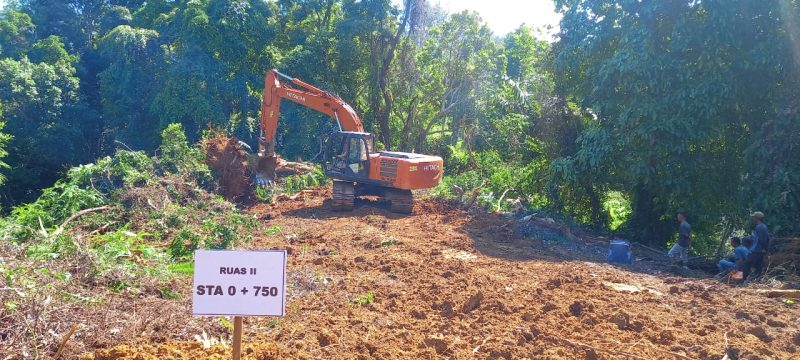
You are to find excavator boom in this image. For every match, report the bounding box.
[257,69,367,182]
[260,70,364,155]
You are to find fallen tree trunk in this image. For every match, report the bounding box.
[275,158,316,176]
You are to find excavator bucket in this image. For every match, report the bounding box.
[255,154,278,186]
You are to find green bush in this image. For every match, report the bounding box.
[10,182,106,240]
[158,123,212,185]
[432,153,535,212]
[4,123,217,243]
[68,150,154,190]
[282,167,328,194]
[603,191,632,231]
[255,166,329,203]
[25,234,77,260]
[90,229,170,285]
[167,228,202,260]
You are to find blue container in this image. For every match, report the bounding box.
[608,240,633,265]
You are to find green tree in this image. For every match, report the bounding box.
[28,35,75,64]
[98,25,162,149]
[410,11,501,150]
[553,0,800,244]
[0,53,95,204]
[0,9,36,59]
[0,104,13,186]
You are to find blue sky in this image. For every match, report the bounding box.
[433,0,559,36]
[396,0,561,38]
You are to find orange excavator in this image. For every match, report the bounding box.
[256,69,443,213]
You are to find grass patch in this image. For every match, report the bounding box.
[264,225,282,235]
[352,291,375,305]
[169,261,194,275]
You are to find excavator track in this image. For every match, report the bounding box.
[388,189,413,214]
[331,180,355,211]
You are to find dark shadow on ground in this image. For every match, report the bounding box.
[280,193,717,279]
[281,197,409,220]
[458,209,718,279]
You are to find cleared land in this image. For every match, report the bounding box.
[72,188,799,359]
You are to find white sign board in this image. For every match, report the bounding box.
[192,250,286,316]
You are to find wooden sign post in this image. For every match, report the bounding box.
[192,250,287,360]
[232,316,243,360]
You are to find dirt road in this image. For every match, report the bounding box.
[87,188,799,359]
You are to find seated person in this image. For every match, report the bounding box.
[607,236,633,265]
[717,236,749,272]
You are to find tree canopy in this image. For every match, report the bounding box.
[0,0,798,250]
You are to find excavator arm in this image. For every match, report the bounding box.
[259,69,364,158]
[256,69,365,183]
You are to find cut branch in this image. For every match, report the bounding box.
[52,206,111,237]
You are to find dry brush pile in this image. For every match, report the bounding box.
[0,125,322,358]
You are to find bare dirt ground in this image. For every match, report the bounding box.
[79,188,799,359]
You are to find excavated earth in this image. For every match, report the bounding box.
[202,134,251,202]
[84,188,800,359]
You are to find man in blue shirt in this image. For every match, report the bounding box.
[668,212,692,268]
[743,211,770,279]
[717,236,749,272]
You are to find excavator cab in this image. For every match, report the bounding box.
[321,131,374,180]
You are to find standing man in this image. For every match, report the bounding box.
[743,211,770,279]
[668,212,692,269]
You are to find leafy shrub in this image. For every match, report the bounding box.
[443,140,473,175]
[90,229,170,286]
[432,153,534,212]
[25,234,77,260]
[10,182,106,240]
[158,123,212,185]
[199,211,257,249]
[255,166,329,203]
[68,150,154,190]
[282,167,328,194]
[603,191,632,231]
[255,185,274,202]
[168,228,202,260]
[4,123,217,243]
[352,291,375,305]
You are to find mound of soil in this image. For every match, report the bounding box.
[87,342,282,360]
[202,134,318,202]
[203,134,251,201]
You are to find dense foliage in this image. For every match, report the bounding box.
[0,0,798,252]
[553,0,800,244]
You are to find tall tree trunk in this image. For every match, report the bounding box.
[399,97,418,151]
[587,184,605,228]
[630,186,671,246]
[374,0,415,150]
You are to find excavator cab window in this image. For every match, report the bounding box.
[322,132,370,179]
[344,135,369,177]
